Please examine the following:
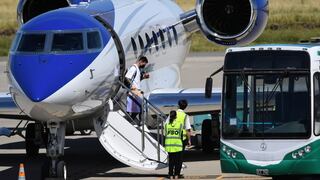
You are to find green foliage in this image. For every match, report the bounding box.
[0,35,13,56]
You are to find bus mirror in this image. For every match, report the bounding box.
[205,77,213,98]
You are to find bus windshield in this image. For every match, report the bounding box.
[222,51,311,139]
[223,73,311,139]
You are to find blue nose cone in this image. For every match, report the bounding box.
[9,8,113,102]
[10,53,100,102]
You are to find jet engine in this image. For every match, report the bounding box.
[196,0,269,46]
[17,0,70,24]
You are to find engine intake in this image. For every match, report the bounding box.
[18,0,70,24]
[196,0,269,46]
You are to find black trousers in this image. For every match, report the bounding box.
[129,112,139,120]
[168,151,183,177]
[182,139,188,151]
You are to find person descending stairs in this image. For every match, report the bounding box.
[93,80,169,170]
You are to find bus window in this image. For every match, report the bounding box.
[131,37,138,58]
[314,73,320,135]
[223,73,310,139]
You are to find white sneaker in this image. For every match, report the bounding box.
[180,163,187,175]
[182,163,187,169]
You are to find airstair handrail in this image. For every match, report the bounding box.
[112,80,169,162]
[117,80,168,121]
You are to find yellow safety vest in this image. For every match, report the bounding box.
[176,110,187,140]
[165,120,183,153]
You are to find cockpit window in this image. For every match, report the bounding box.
[52,33,83,52]
[87,31,102,49]
[17,34,46,52]
[10,33,21,52]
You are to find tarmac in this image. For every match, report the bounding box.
[0,57,8,92]
[0,53,270,179]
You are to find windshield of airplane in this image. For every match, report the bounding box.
[17,34,46,52]
[87,31,102,49]
[13,30,103,54]
[51,33,84,52]
[222,50,311,139]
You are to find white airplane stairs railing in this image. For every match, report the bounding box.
[93,81,168,170]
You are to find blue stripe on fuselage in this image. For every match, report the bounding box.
[10,3,115,102]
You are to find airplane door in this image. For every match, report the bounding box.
[94,16,126,97]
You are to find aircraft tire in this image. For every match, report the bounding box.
[57,161,67,179]
[202,119,214,153]
[25,123,40,156]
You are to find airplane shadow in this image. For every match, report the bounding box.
[0,136,218,179]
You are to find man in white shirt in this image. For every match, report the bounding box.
[125,56,149,121]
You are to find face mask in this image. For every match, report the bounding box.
[140,65,146,69]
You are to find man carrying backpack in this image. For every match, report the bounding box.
[124,56,150,121]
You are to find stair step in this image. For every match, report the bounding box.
[94,110,168,170]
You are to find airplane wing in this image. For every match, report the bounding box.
[0,92,33,137]
[147,88,221,115]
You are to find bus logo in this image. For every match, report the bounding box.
[260,142,267,151]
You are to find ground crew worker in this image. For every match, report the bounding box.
[176,99,192,150]
[165,99,192,177]
[165,110,184,179]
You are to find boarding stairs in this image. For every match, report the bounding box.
[94,81,168,170]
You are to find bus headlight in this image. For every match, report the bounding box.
[231,151,237,158]
[222,145,227,152]
[304,146,311,153]
[292,152,298,159]
[221,143,241,159]
[298,149,304,157]
[227,149,231,156]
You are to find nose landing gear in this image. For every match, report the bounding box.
[41,121,67,179]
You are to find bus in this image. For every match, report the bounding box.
[216,44,320,178]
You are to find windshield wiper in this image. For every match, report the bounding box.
[263,74,285,107]
[239,70,251,92]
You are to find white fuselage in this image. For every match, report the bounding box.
[8,0,191,122]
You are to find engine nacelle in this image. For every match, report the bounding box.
[196,0,269,46]
[17,0,72,24]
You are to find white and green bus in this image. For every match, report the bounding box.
[219,44,320,178]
